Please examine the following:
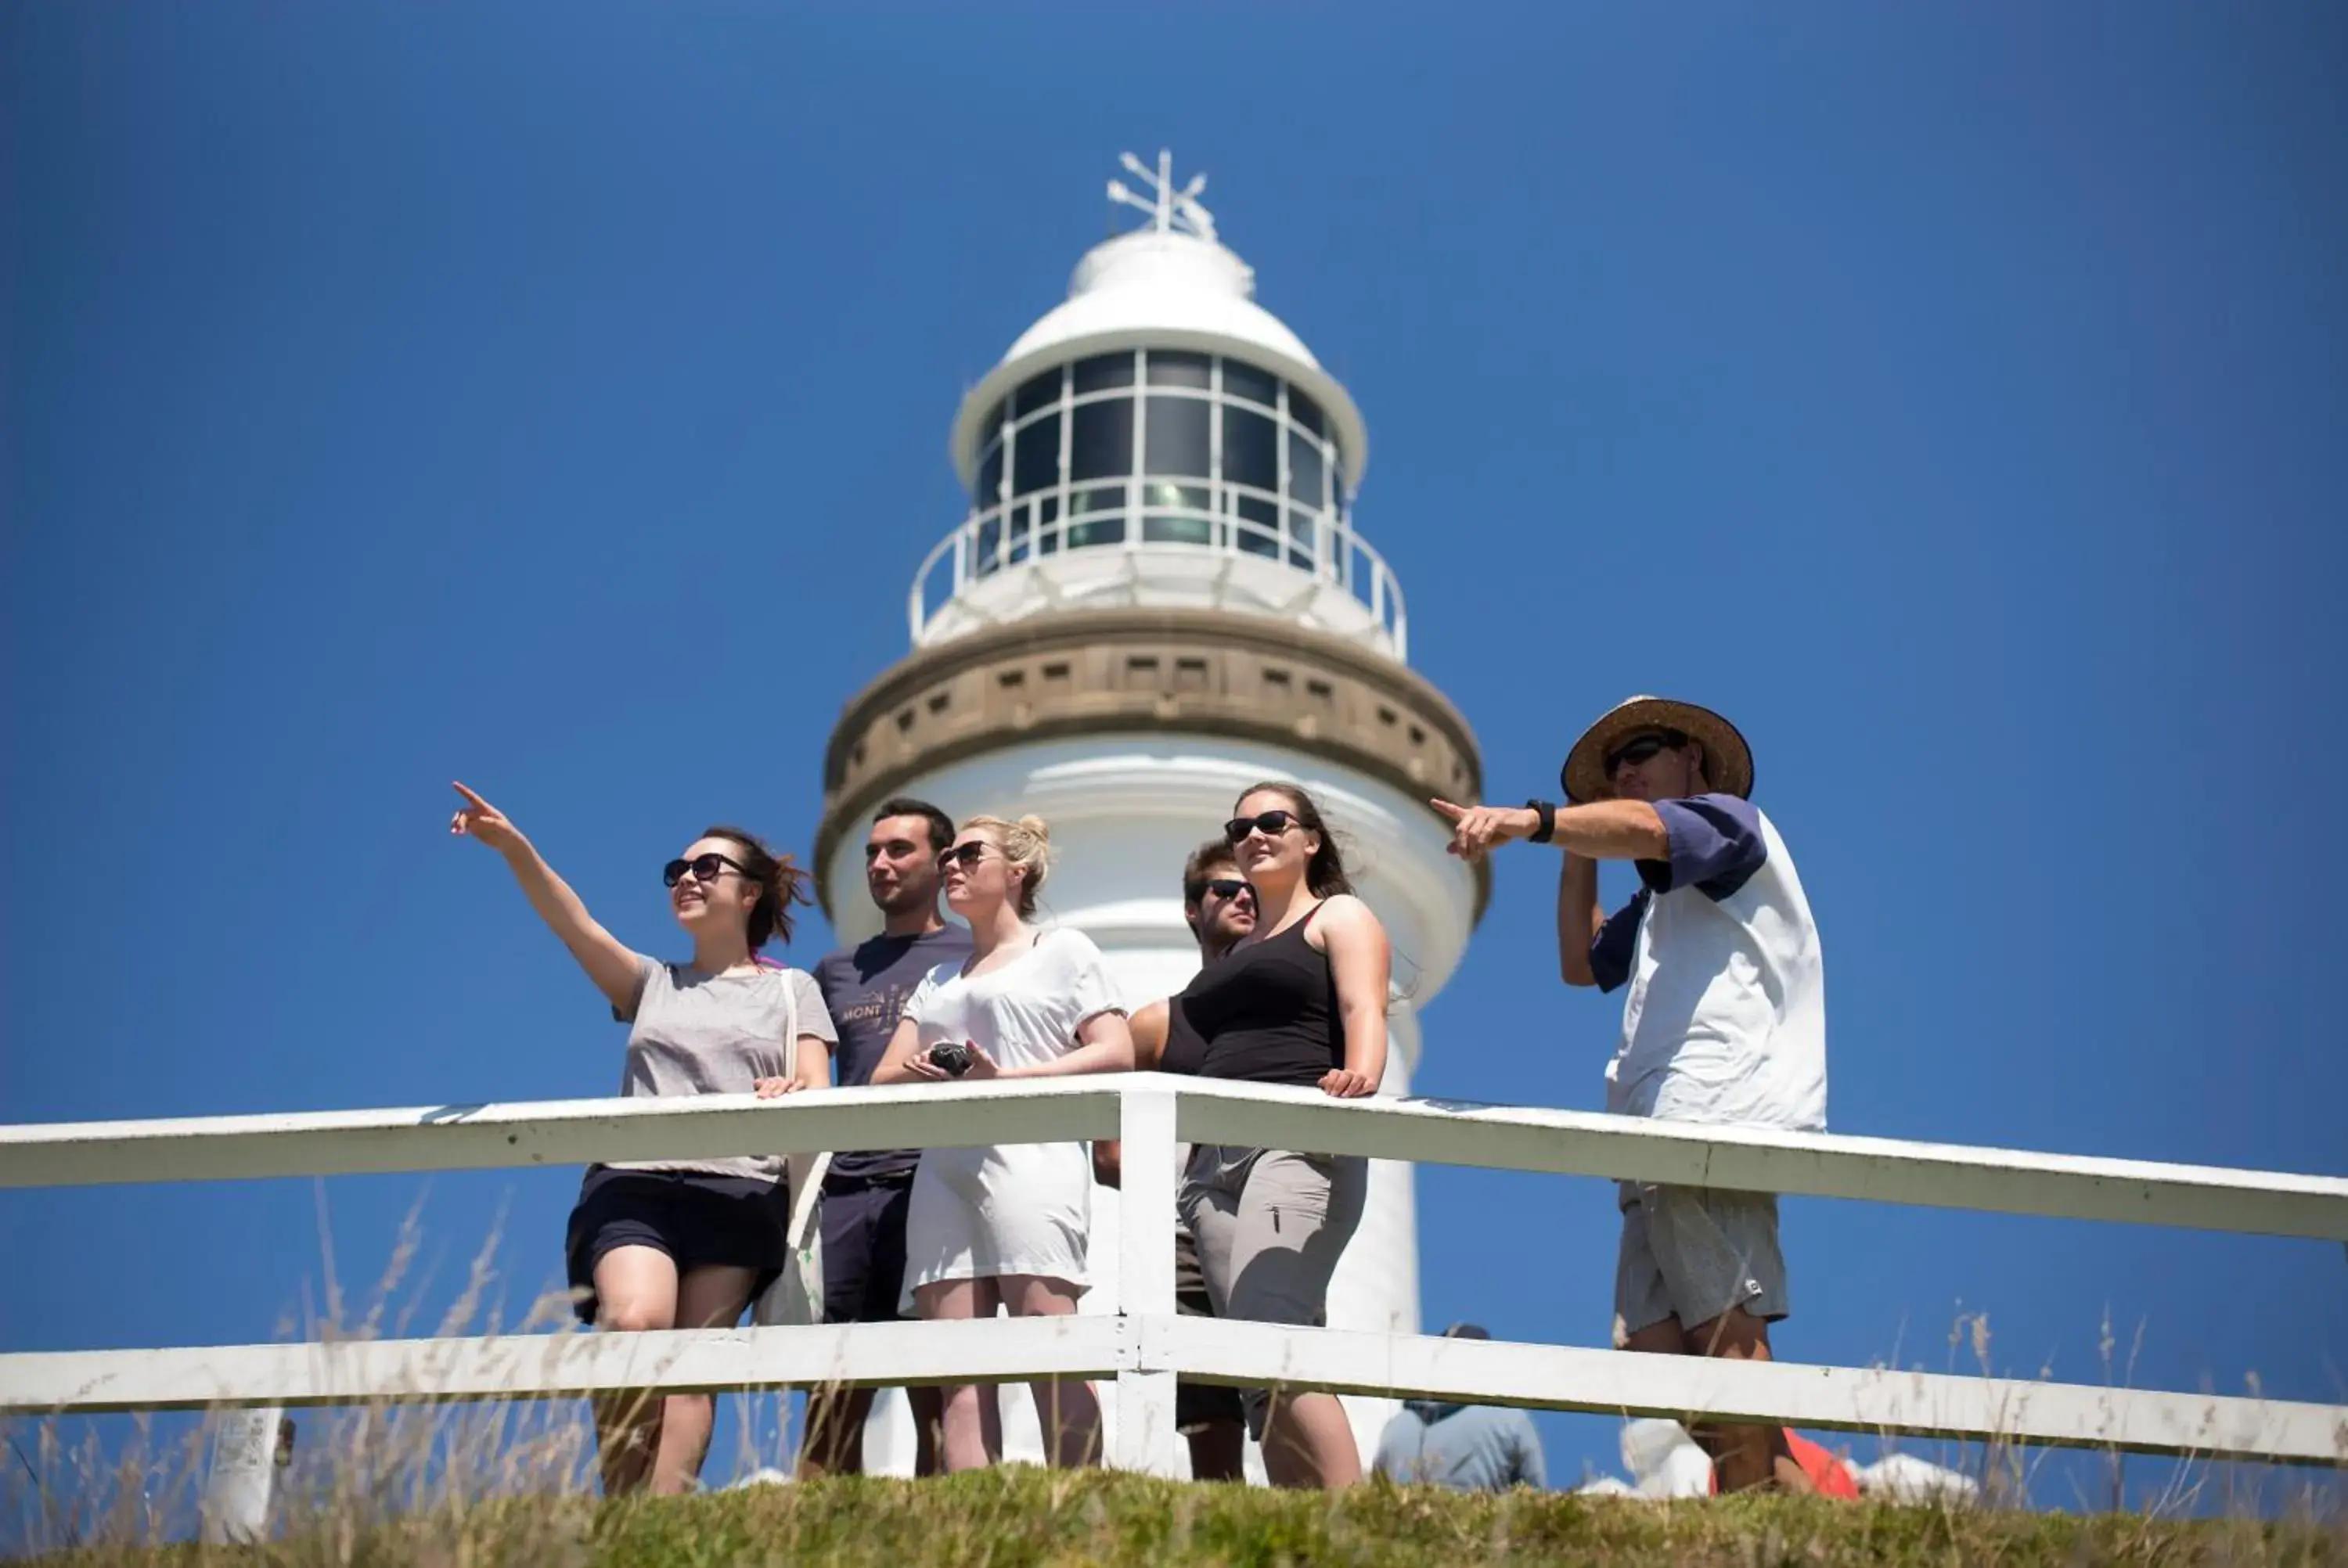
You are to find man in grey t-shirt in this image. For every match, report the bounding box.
[798,797,971,1478]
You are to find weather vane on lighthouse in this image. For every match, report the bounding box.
[1105,149,1217,243]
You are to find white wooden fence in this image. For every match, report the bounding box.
[3,1074,2343,1484]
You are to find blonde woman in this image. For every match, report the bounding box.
[873,814,1133,1469]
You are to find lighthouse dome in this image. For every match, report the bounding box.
[916,153,1399,660]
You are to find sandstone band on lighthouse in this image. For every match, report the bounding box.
[449,692,1821,1498]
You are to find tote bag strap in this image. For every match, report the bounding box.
[776,968,830,1249]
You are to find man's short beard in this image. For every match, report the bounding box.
[877,882,938,918]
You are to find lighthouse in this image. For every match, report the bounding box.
[811,153,1486,1474]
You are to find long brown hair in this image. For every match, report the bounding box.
[702,824,812,949]
[1233,782,1354,898]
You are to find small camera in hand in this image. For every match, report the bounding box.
[927,1041,974,1077]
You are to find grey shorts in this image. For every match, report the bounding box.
[1178,1145,1367,1438]
[1612,1181,1788,1343]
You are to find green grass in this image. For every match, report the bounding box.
[41,1469,2347,1567]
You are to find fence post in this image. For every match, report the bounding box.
[1112,1082,1181,1476]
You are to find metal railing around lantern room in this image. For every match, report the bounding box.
[908,491,1408,657]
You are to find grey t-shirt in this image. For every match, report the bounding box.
[607,956,837,1184]
[811,925,973,1183]
[1373,1401,1548,1492]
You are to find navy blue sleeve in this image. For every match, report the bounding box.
[1588,887,1648,993]
[1637,793,1767,900]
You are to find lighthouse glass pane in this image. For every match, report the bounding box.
[1145,350,1212,389]
[975,516,1002,577]
[1287,433,1326,507]
[1073,353,1134,394]
[1069,398,1132,481]
[1065,484,1125,549]
[1234,493,1281,560]
[975,444,1003,509]
[1012,411,1061,496]
[1013,369,1061,419]
[1143,482,1215,546]
[1289,389,1326,438]
[1223,359,1277,408]
[1143,396,1211,477]
[1221,406,1278,492]
[1289,509,1320,570]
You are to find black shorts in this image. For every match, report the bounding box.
[821,1171,917,1324]
[564,1165,792,1325]
[1173,1225,1244,1432]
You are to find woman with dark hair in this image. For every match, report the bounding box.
[448,783,835,1495]
[1168,782,1392,1490]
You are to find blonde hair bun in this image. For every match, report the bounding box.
[963,813,1053,917]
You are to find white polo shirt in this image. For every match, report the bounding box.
[1589,795,1827,1133]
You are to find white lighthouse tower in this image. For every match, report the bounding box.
[812,153,1486,1473]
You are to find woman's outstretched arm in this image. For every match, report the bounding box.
[449,781,643,1013]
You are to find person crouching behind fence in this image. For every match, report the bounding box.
[1092,836,1258,1482]
[1429,696,1826,1494]
[871,815,1134,1471]
[447,783,835,1496]
[1165,782,1392,1491]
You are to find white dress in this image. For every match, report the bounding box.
[900,928,1123,1308]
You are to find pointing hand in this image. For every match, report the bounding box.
[1430,799,1536,861]
[449,782,524,856]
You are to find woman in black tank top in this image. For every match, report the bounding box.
[1168,782,1393,1491]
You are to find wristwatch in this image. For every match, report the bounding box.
[1525,799,1558,844]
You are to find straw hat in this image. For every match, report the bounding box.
[1561,696,1754,804]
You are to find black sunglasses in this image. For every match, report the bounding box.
[1199,877,1255,903]
[663,852,753,888]
[1223,810,1301,845]
[942,842,996,869]
[1604,730,1688,775]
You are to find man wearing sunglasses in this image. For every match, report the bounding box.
[1092,837,1257,1480]
[798,797,971,1479]
[1430,696,1824,1494]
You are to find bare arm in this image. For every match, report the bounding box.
[755,1032,837,1099]
[1558,853,1606,987]
[1431,797,1669,863]
[1128,998,1171,1072]
[449,782,643,1014]
[1313,895,1392,1098]
[869,1016,929,1084]
[1007,1009,1136,1079]
[794,1034,833,1090]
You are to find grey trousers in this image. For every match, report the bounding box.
[1178,1144,1368,1437]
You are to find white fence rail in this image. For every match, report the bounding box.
[4,1074,2344,1476]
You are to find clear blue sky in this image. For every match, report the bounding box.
[5,2,2344,1510]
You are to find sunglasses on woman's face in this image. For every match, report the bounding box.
[1201,878,1256,904]
[663,853,752,888]
[1223,810,1300,845]
[942,842,996,869]
[1605,731,1685,775]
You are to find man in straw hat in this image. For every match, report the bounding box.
[1431,696,1825,1493]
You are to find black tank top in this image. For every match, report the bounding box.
[1175,906,1342,1088]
